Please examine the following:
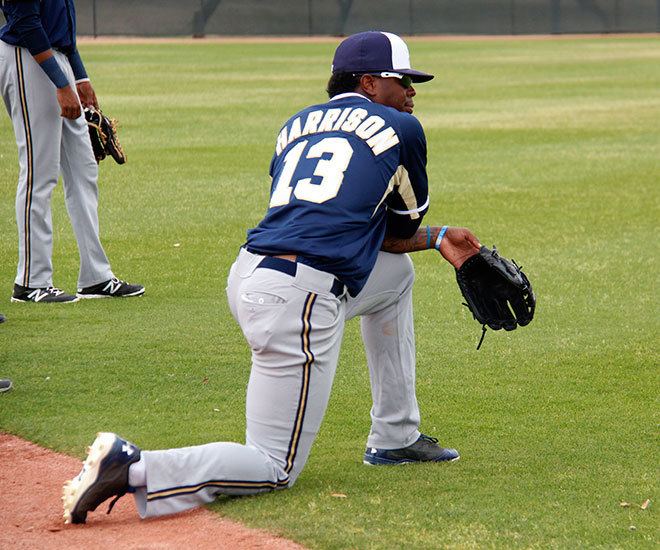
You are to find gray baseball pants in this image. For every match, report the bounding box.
[0,42,112,289]
[133,248,420,518]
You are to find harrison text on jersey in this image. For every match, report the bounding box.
[275,106,399,157]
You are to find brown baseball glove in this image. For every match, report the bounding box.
[84,106,126,164]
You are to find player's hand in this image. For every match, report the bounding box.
[76,81,99,109]
[57,86,82,119]
[439,226,481,269]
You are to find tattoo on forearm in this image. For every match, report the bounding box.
[381,226,441,253]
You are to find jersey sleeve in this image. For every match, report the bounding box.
[268,150,277,179]
[66,48,88,81]
[2,1,52,55]
[384,114,430,239]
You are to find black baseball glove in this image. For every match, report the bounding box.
[84,106,126,164]
[456,245,535,348]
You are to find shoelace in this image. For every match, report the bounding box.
[462,302,488,350]
[45,287,65,296]
[106,490,128,515]
[477,324,487,351]
[419,434,438,444]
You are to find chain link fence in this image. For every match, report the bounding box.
[2,1,659,36]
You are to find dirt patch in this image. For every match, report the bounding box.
[0,433,304,550]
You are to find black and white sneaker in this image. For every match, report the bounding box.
[77,277,145,299]
[62,432,141,524]
[0,379,12,393]
[0,312,5,323]
[363,434,460,465]
[11,284,79,303]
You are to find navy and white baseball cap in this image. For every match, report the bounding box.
[331,31,434,83]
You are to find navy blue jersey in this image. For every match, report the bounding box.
[247,93,429,296]
[1,0,77,55]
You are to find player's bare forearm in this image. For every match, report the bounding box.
[381,226,443,253]
[33,50,54,64]
[381,225,482,269]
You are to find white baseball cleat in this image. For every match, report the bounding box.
[62,432,141,524]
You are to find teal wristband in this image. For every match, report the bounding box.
[425,225,431,249]
[435,225,449,251]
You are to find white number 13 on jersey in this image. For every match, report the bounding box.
[269,137,354,207]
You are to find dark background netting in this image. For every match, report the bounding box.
[2,1,659,36]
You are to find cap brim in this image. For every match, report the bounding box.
[399,69,434,83]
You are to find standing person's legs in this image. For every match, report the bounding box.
[0,43,63,288]
[346,252,420,449]
[57,51,113,288]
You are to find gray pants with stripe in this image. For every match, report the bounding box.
[0,42,112,289]
[134,248,420,518]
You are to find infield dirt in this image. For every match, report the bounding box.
[0,433,304,549]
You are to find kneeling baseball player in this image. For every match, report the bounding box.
[63,31,533,523]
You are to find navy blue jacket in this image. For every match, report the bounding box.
[1,0,86,80]
[1,0,77,54]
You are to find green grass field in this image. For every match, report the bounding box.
[0,36,658,548]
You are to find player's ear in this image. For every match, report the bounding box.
[359,74,379,97]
